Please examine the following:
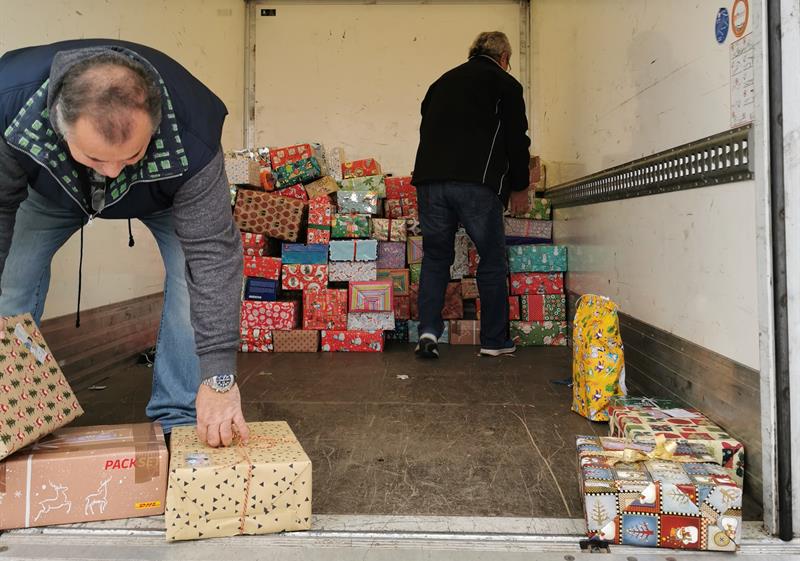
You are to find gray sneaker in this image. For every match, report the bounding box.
[480,340,516,357]
[415,334,440,359]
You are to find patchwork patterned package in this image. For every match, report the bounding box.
[329,239,378,262]
[348,280,394,312]
[376,268,410,296]
[347,312,396,331]
[509,272,565,295]
[376,241,406,269]
[234,190,306,241]
[272,330,319,353]
[302,288,348,331]
[331,214,371,239]
[341,158,382,179]
[338,175,385,198]
[370,218,407,242]
[243,256,282,280]
[273,156,322,189]
[337,190,379,214]
[520,294,567,321]
[407,236,424,264]
[508,245,568,273]
[328,261,377,282]
[280,264,328,291]
[320,330,384,352]
[510,321,567,346]
[240,301,297,331]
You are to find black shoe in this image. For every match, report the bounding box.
[415,335,440,359]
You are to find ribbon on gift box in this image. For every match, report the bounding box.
[593,435,702,466]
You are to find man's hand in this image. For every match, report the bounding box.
[196,383,249,448]
[509,187,531,216]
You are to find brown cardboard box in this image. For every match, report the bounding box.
[0,423,167,529]
[272,330,320,352]
[165,422,312,541]
[0,313,83,460]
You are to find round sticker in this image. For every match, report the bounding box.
[716,7,730,43]
[732,0,749,38]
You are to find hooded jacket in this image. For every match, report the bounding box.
[0,39,242,382]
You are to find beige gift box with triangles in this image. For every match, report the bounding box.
[0,314,83,460]
[165,421,312,541]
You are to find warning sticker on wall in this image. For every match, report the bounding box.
[730,33,755,127]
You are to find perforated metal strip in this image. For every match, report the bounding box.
[547,125,753,208]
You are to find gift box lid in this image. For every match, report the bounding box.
[281,243,329,264]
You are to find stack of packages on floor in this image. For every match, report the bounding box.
[232,144,411,352]
[576,395,746,551]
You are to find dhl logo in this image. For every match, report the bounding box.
[135,501,162,509]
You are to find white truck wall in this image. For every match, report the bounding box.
[0,0,245,318]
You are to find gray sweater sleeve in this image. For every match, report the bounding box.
[0,139,30,278]
[172,149,243,383]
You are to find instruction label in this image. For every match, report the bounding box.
[730,33,755,127]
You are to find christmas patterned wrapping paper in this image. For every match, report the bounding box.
[243,278,279,301]
[325,146,345,181]
[370,218,407,242]
[449,319,481,345]
[276,183,309,202]
[341,158,382,179]
[240,327,273,352]
[461,277,479,300]
[376,268,410,296]
[510,320,567,346]
[0,314,83,460]
[269,143,313,168]
[507,245,568,273]
[331,214,371,239]
[329,239,378,262]
[385,196,418,219]
[442,281,464,320]
[241,232,267,252]
[393,295,411,320]
[302,288,348,330]
[240,301,297,331]
[304,176,339,199]
[406,217,422,236]
[281,244,328,265]
[476,296,520,321]
[328,261,377,282]
[409,283,419,321]
[408,320,450,344]
[503,217,553,241]
[338,175,386,198]
[272,330,320,353]
[509,272,565,295]
[376,242,406,269]
[407,236,424,264]
[347,312,396,331]
[577,435,741,551]
[273,156,322,189]
[348,280,394,312]
[467,246,479,276]
[224,156,262,187]
[385,176,415,199]
[165,422,312,541]
[520,294,567,321]
[409,263,422,285]
[280,264,328,291]
[514,196,551,220]
[234,190,305,242]
[385,320,409,343]
[243,256,282,279]
[0,423,167,529]
[307,196,333,245]
[449,229,471,280]
[337,190,379,215]
[607,396,745,486]
[320,330,384,352]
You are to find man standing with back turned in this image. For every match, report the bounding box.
[412,31,531,359]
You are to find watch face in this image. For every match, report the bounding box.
[213,374,234,390]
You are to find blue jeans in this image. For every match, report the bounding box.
[416,181,509,348]
[0,188,200,432]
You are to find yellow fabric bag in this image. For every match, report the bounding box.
[572,294,627,421]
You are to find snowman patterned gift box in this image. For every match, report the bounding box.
[320,330,384,352]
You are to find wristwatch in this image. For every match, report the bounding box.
[201,373,236,393]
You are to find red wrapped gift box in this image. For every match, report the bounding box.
[461,277,479,299]
[385,196,419,219]
[442,281,463,319]
[276,183,309,202]
[467,247,480,276]
[243,256,282,280]
[321,330,384,352]
[240,327,273,352]
[509,272,564,295]
[476,296,520,320]
[307,195,333,245]
[393,295,410,320]
[303,288,348,330]
[240,301,297,331]
[409,283,419,320]
[281,264,328,291]
[270,143,313,168]
[385,176,416,199]
[341,158,382,179]
[241,232,266,251]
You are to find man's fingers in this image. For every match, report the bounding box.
[206,424,222,448]
[219,421,234,447]
[233,411,250,444]
[197,422,208,446]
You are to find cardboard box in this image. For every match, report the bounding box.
[241,301,297,331]
[329,239,378,262]
[307,196,333,245]
[272,330,319,353]
[509,272,565,295]
[165,422,312,541]
[281,264,328,291]
[508,245,568,273]
[304,176,339,199]
[385,176,415,199]
[331,214,371,239]
[510,321,567,346]
[302,288,348,330]
[320,330,384,352]
[371,218,407,242]
[281,244,328,265]
[341,159,382,180]
[376,242,406,269]
[269,143,313,168]
[234,191,306,242]
[347,312,395,331]
[408,321,449,344]
[240,327,273,352]
[376,268,410,296]
[393,295,411,320]
[520,294,567,321]
[449,320,480,345]
[407,236,424,264]
[243,277,279,301]
[577,435,741,551]
[243,256,282,279]
[385,320,409,343]
[476,296,520,321]
[337,190,379,214]
[503,217,553,241]
[0,314,83,460]
[349,280,394,312]
[273,156,322,190]
[1,423,167,529]
[329,261,377,282]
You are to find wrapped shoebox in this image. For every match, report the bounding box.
[276,183,309,202]
[442,281,464,320]
[241,301,297,331]
[516,197,551,220]
[165,421,312,541]
[305,176,339,199]
[468,247,479,276]
[338,175,386,198]
[347,312,395,331]
[406,217,422,236]
[240,327,273,352]
[302,288,348,330]
[376,241,406,269]
[331,214,371,239]
[504,217,553,242]
[450,229,470,280]
[407,236,424,264]
[281,264,328,291]
[326,146,345,181]
[385,196,418,219]
[329,261,377,282]
[273,330,319,353]
[507,245,568,273]
[510,320,567,346]
[0,314,83,460]
[337,190,379,214]
[234,191,305,242]
[241,232,267,252]
[371,218,407,242]
[225,155,261,187]
[393,295,411,320]
[408,320,449,344]
[577,435,741,551]
[385,176,415,199]
[269,143,313,168]
[385,320,410,342]
[281,244,328,265]
[273,156,322,189]
[243,277,279,301]
[349,280,394,312]
[329,239,378,262]
[243,256,282,279]
[449,319,480,345]
[409,283,419,320]
[476,296,520,321]
[461,277,479,299]
[409,262,422,284]
[376,268,410,296]
[341,158,382,179]
[509,272,565,295]
[0,423,168,530]
[520,294,567,321]
[307,196,333,245]
[320,330,384,352]
[607,397,745,486]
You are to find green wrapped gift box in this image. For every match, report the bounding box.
[510,320,567,346]
[507,245,567,273]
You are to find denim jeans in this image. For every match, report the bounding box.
[0,188,200,432]
[416,181,509,348]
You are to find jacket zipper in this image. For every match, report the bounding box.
[483,98,502,184]
[498,161,509,196]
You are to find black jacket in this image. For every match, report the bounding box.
[412,56,530,203]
